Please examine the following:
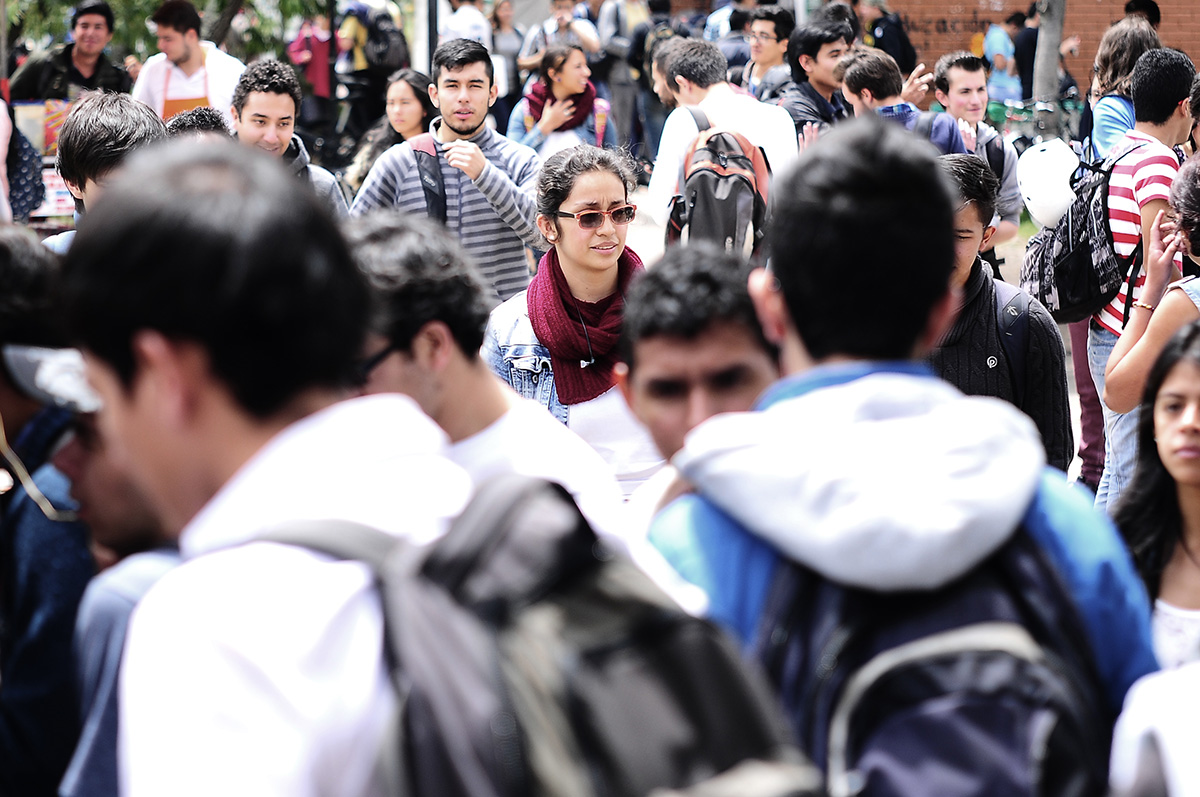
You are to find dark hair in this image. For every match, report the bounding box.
[647,0,671,15]
[1094,16,1160,98]
[537,144,636,219]
[751,6,796,42]
[933,50,988,95]
[432,38,494,86]
[837,47,903,100]
[666,40,728,91]
[60,141,369,419]
[1191,72,1200,122]
[355,69,435,172]
[1003,11,1026,27]
[1113,321,1200,599]
[812,3,860,43]
[650,35,687,77]
[1131,48,1194,125]
[347,212,495,358]
[728,8,751,32]
[938,153,999,229]
[1025,2,1038,18]
[619,242,775,369]
[788,20,854,83]
[72,0,114,31]
[0,226,64,349]
[56,91,167,193]
[232,59,303,117]
[540,43,585,86]
[1170,155,1200,254]
[489,0,512,29]
[166,105,232,137]
[768,116,956,360]
[1124,0,1161,28]
[150,0,201,35]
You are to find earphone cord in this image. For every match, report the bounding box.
[567,292,597,367]
[0,407,78,523]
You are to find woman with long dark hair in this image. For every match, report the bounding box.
[483,145,661,495]
[1087,16,1160,160]
[344,69,437,195]
[506,44,617,156]
[1114,320,1200,669]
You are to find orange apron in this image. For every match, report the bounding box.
[160,52,210,120]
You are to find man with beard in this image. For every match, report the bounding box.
[353,39,544,303]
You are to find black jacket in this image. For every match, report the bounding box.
[775,79,848,133]
[10,43,132,101]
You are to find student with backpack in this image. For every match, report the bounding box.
[931,154,1072,470]
[1087,48,1195,513]
[646,39,796,231]
[649,116,1157,795]
[506,44,618,155]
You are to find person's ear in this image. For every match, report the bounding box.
[64,180,85,201]
[614,361,636,410]
[428,82,440,106]
[229,106,240,131]
[488,80,498,106]
[414,321,456,372]
[129,330,210,429]
[798,54,814,75]
[747,268,789,345]
[537,214,559,243]
[934,88,948,108]
[979,224,997,253]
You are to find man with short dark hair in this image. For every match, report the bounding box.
[933,153,1072,470]
[59,141,469,795]
[165,104,232,138]
[10,0,132,100]
[933,51,1022,251]
[353,39,544,302]
[646,38,796,223]
[838,47,966,154]
[45,91,167,254]
[1090,47,1196,512]
[349,211,626,539]
[775,20,852,134]
[231,59,348,217]
[735,5,793,101]
[131,0,246,124]
[647,116,1156,784]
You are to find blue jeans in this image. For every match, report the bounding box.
[1087,322,1139,513]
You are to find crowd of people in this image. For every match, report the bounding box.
[5,0,1200,794]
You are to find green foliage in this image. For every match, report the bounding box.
[8,0,330,63]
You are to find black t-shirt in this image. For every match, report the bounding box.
[1014,26,1037,101]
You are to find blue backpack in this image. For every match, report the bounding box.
[752,527,1109,797]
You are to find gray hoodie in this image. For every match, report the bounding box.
[285,135,349,218]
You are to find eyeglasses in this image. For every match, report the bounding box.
[353,342,395,385]
[555,205,637,229]
[748,31,783,42]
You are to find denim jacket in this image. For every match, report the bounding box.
[483,291,568,423]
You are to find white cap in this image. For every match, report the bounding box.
[2,346,101,414]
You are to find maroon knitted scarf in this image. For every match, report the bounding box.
[526,245,643,405]
[525,80,596,131]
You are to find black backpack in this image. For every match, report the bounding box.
[752,527,1109,797]
[407,133,447,224]
[666,108,771,257]
[364,6,409,73]
[1019,143,1148,324]
[642,21,679,82]
[258,475,823,797]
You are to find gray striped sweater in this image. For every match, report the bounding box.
[351,122,545,302]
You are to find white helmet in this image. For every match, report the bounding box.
[1017,139,1080,228]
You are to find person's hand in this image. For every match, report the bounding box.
[554,7,573,29]
[124,55,142,82]
[901,63,933,105]
[1144,208,1183,304]
[444,140,488,180]
[797,121,819,153]
[1060,35,1081,57]
[539,99,576,133]
[958,117,976,153]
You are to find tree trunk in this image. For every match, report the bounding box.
[1033,0,1064,138]
[204,0,246,46]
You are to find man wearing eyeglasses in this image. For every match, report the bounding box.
[734,5,793,102]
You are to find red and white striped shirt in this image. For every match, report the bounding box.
[1094,130,1183,336]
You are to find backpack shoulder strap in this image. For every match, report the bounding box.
[984,135,1005,182]
[992,277,1031,407]
[913,111,937,141]
[687,106,711,133]
[254,518,405,570]
[408,132,447,224]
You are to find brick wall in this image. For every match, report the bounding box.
[894,0,1200,89]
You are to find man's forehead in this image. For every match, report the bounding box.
[439,63,489,82]
[75,13,109,28]
[243,91,296,114]
[946,66,986,89]
[634,324,769,372]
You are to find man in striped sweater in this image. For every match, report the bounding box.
[1090,47,1195,512]
[352,39,545,303]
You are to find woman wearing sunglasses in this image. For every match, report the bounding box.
[484,144,662,496]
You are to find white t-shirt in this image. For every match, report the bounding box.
[1153,599,1200,670]
[440,4,493,49]
[647,83,799,225]
[131,41,247,127]
[1111,661,1200,796]
[566,386,664,497]
[449,398,625,538]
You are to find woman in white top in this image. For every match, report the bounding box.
[483,144,662,495]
